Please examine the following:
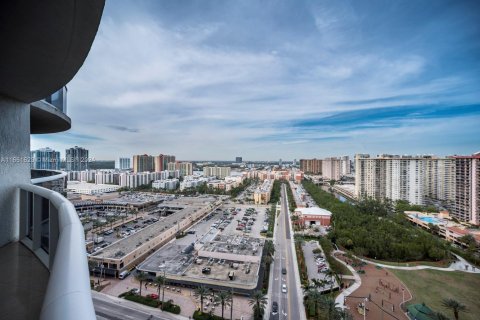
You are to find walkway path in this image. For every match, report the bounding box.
[331,251,361,309]
[353,253,480,274]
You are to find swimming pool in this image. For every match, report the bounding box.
[417,216,440,224]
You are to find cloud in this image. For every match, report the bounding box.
[31,0,480,160]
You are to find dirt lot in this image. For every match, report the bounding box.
[335,253,411,320]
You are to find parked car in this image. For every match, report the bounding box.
[130,288,140,295]
[147,293,159,299]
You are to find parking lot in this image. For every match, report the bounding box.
[137,204,267,290]
[220,205,269,238]
[302,240,339,292]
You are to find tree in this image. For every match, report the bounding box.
[154,275,166,307]
[215,291,232,319]
[320,296,341,319]
[248,290,267,320]
[433,313,451,320]
[264,240,275,257]
[325,269,336,292]
[135,272,148,296]
[194,286,210,314]
[304,289,322,319]
[441,298,469,320]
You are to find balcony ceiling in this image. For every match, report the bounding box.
[0,0,105,103]
[30,101,71,134]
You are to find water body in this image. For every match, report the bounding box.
[321,185,348,203]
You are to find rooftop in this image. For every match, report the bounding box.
[92,198,216,259]
[295,207,332,216]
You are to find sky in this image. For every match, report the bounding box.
[31,0,480,161]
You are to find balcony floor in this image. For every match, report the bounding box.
[0,242,49,320]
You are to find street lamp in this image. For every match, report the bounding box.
[363,297,367,320]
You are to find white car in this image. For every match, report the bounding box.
[282,284,287,293]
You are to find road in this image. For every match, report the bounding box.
[92,291,186,320]
[269,184,304,320]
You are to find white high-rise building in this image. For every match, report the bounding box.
[355,154,455,206]
[322,157,341,181]
[340,156,351,175]
[117,157,130,170]
[203,166,231,179]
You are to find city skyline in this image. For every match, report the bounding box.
[31,0,480,160]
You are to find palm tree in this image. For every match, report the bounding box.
[194,286,210,313]
[304,288,321,318]
[215,290,232,319]
[433,312,451,320]
[263,240,275,257]
[248,290,267,320]
[319,296,341,320]
[134,272,148,296]
[441,298,469,320]
[154,275,166,307]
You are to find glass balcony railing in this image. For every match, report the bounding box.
[18,183,95,320]
[43,87,67,114]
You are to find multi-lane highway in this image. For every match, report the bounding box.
[269,184,305,320]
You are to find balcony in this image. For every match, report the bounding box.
[31,169,67,195]
[0,184,95,320]
[31,88,71,134]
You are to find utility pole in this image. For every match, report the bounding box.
[230,288,234,320]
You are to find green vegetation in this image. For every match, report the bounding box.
[120,178,255,197]
[193,310,223,320]
[303,180,450,263]
[304,290,352,320]
[284,181,296,212]
[391,269,480,320]
[261,240,275,292]
[318,236,353,276]
[161,300,181,314]
[451,235,480,267]
[194,286,210,313]
[248,290,268,320]
[120,291,161,308]
[175,231,187,239]
[269,180,282,204]
[263,204,276,238]
[295,239,309,286]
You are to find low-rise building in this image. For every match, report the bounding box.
[293,207,332,227]
[152,179,179,190]
[67,181,120,195]
[405,211,480,247]
[253,179,273,204]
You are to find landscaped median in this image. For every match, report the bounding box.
[118,291,181,314]
[192,310,223,320]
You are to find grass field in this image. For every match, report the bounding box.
[391,269,480,320]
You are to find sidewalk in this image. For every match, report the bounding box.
[354,252,480,274]
[332,251,361,309]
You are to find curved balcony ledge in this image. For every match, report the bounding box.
[31,169,67,185]
[31,100,71,134]
[18,183,96,320]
